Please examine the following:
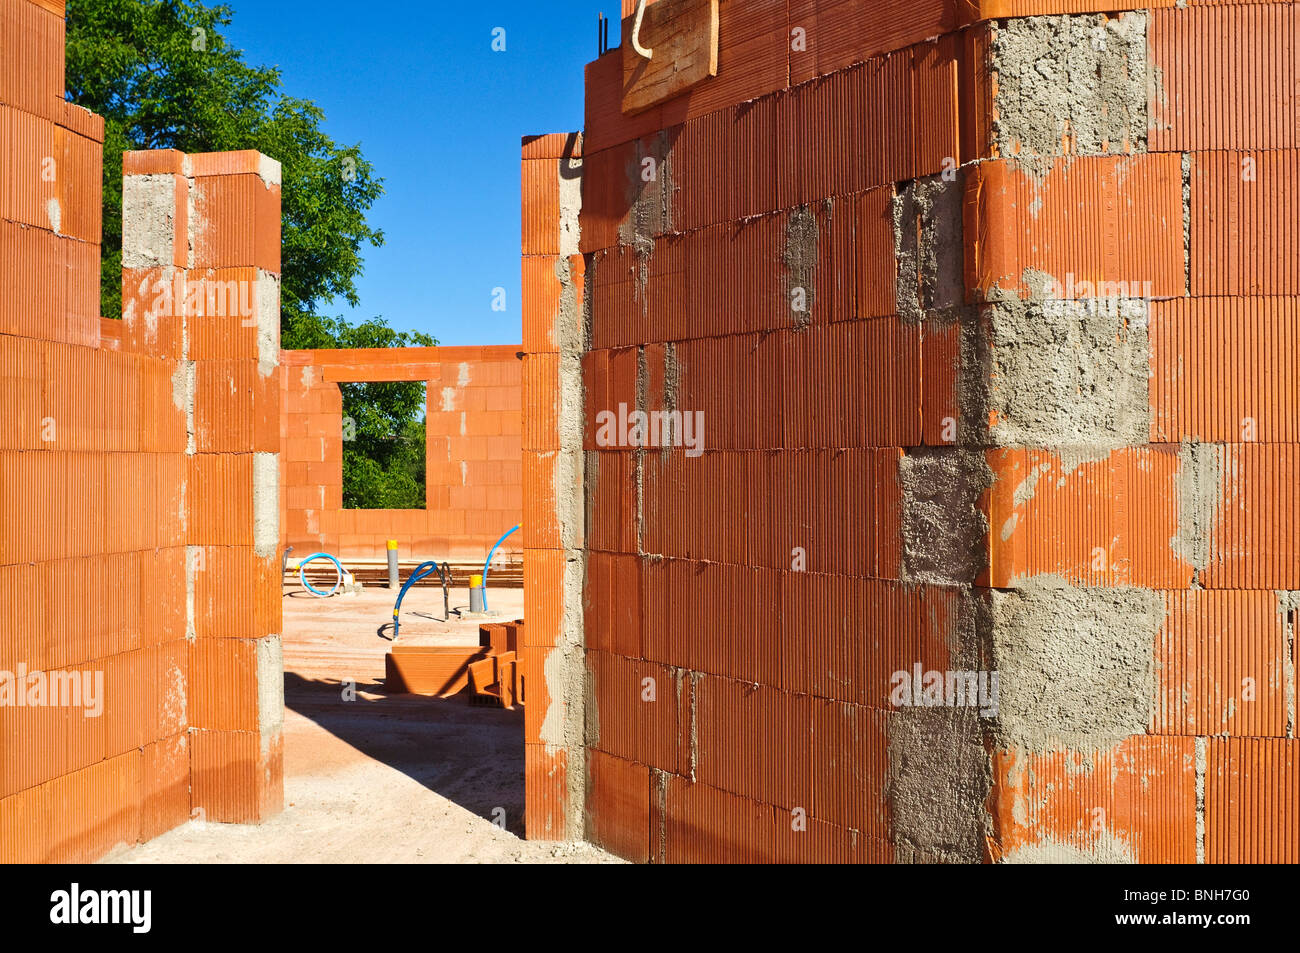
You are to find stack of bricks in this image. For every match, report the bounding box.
[523,0,1298,862]
[0,0,282,859]
[385,620,526,702]
[279,345,523,562]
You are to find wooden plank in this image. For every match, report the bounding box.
[621,0,719,115]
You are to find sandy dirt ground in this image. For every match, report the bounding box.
[103,583,616,864]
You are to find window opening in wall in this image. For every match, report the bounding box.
[340,380,428,509]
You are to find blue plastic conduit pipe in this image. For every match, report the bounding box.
[481,525,520,611]
[298,552,344,597]
[392,560,441,639]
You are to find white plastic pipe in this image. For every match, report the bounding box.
[631,0,653,59]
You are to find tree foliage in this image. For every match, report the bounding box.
[343,411,427,510]
[65,0,434,509]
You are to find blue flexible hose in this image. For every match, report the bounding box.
[392,560,441,639]
[481,525,520,611]
[298,552,344,597]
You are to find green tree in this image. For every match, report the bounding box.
[343,414,427,510]
[65,0,436,508]
[65,0,388,345]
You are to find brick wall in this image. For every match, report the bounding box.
[279,345,523,563]
[0,0,282,860]
[520,132,585,838]
[525,0,1299,862]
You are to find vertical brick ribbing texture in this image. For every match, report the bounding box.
[177,150,284,824]
[565,0,1299,863]
[0,0,284,858]
[520,132,585,839]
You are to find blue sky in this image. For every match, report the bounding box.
[222,0,618,346]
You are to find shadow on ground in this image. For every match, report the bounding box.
[283,671,527,837]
